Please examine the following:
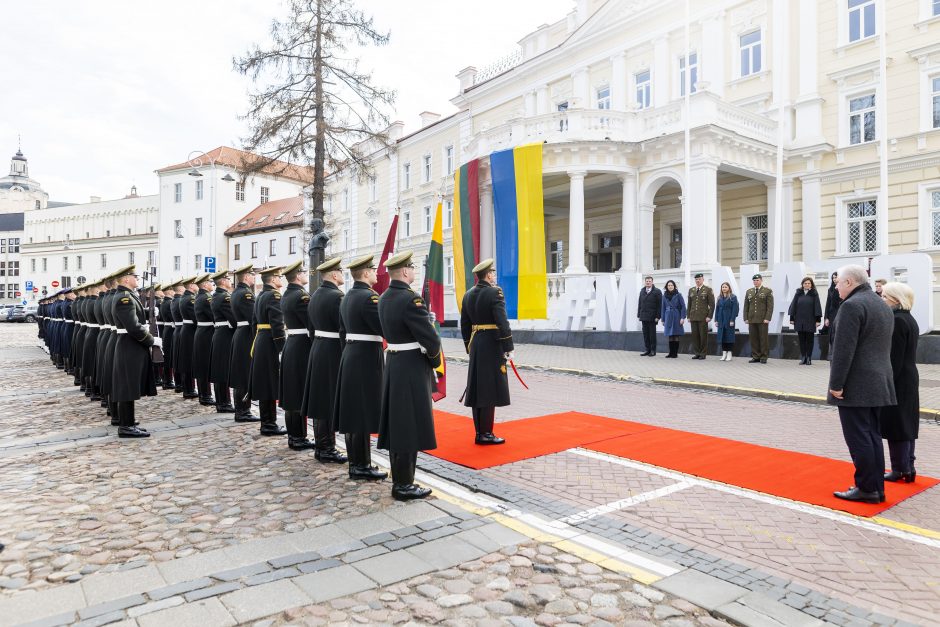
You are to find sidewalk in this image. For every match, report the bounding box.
[442,337,940,416]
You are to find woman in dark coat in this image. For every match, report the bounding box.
[714,282,739,361]
[822,271,841,359]
[660,280,686,359]
[788,277,822,365]
[880,282,920,483]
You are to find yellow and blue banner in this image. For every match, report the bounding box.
[490,143,547,319]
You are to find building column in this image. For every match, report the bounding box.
[686,162,719,268]
[572,67,590,108]
[800,175,821,263]
[536,85,550,115]
[653,36,669,108]
[793,0,824,146]
[767,180,794,265]
[610,53,626,110]
[620,172,637,272]
[480,181,495,259]
[639,202,655,272]
[700,11,726,97]
[565,171,588,274]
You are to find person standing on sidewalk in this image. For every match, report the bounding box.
[660,280,686,359]
[687,273,715,360]
[744,274,773,364]
[829,265,896,504]
[250,267,289,437]
[279,260,317,452]
[228,265,260,423]
[788,277,822,365]
[822,271,841,360]
[192,274,216,406]
[880,282,919,484]
[714,282,738,361]
[208,270,236,413]
[637,276,661,356]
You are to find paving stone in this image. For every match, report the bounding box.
[73,610,127,627]
[293,564,376,602]
[137,598,236,627]
[717,596,825,627]
[405,536,486,570]
[244,567,300,587]
[183,581,242,602]
[419,525,462,541]
[0,581,88,624]
[333,511,404,539]
[219,579,310,623]
[361,532,397,546]
[653,569,747,611]
[383,536,423,551]
[17,612,78,627]
[390,525,422,538]
[212,561,271,582]
[126,595,185,618]
[341,545,389,563]
[318,539,367,558]
[77,594,147,620]
[384,502,448,527]
[147,577,215,601]
[82,565,167,605]
[267,551,321,569]
[353,549,434,586]
[297,558,343,573]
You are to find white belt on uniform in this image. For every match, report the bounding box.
[65,320,74,324]
[183,319,195,324]
[346,333,383,343]
[385,342,424,353]
[156,321,164,326]
[116,329,128,335]
[196,321,213,326]
[236,321,249,327]
[214,321,232,328]
[86,323,99,328]
[286,328,309,336]
[314,330,340,339]
[174,322,183,327]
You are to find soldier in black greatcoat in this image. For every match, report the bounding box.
[377,251,442,501]
[159,282,177,390]
[228,264,260,422]
[460,258,514,445]
[82,283,101,399]
[62,289,76,376]
[278,260,316,451]
[335,254,387,480]
[192,273,216,405]
[170,283,185,392]
[71,287,86,388]
[150,284,166,387]
[98,276,120,422]
[109,265,157,438]
[302,257,348,463]
[177,277,199,399]
[208,270,236,413]
[249,267,288,436]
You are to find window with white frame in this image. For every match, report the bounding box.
[369,176,377,202]
[251,242,258,258]
[261,186,269,204]
[934,0,940,16]
[77,256,82,270]
[846,199,878,253]
[63,256,69,271]
[849,93,876,145]
[194,254,202,271]
[557,101,569,131]
[195,217,203,237]
[235,182,245,201]
[445,199,453,229]
[403,210,411,237]
[99,254,105,269]
[422,155,432,183]
[744,215,769,263]
[174,183,182,203]
[403,163,411,189]
[269,239,276,256]
[128,251,135,265]
[148,250,155,269]
[173,256,181,271]
[234,244,241,261]
[927,186,940,247]
[289,236,297,254]
[445,146,455,175]
[679,53,698,96]
[596,86,610,109]
[195,179,203,200]
[635,71,651,109]
[932,76,940,129]
[848,0,876,42]
[342,188,349,212]
[370,221,378,245]
[30,258,36,272]
[549,241,564,273]
[445,256,454,286]
[423,206,432,233]
[740,30,762,77]
[343,229,349,251]
[9,238,18,252]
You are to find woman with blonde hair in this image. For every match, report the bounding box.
[714,282,738,361]
[880,282,919,482]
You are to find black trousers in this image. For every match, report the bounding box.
[797,332,815,358]
[838,406,885,494]
[690,321,708,357]
[641,321,657,352]
[389,451,417,486]
[887,440,916,474]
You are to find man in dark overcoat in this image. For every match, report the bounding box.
[637,276,661,356]
[208,270,236,413]
[170,282,186,393]
[828,265,896,503]
[335,254,387,480]
[109,265,157,438]
[228,264,260,423]
[377,251,441,501]
[192,273,216,406]
[302,257,348,463]
[177,276,199,399]
[460,258,513,445]
[98,275,121,423]
[249,266,288,436]
[278,260,316,451]
[159,281,177,391]
[71,286,86,388]
[82,282,102,400]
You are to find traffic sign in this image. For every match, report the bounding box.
[51,280,60,288]
[204,256,216,272]
[25,280,33,291]
[32,287,38,293]
[14,292,20,298]
[21,299,27,305]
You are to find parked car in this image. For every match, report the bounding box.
[0,304,15,320]
[8,304,39,323]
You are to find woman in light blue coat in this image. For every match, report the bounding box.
[714,282,739,361]
[660,280,686,359]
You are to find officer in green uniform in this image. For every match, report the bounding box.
[279,260,316,450]
[335,254,387,480]
[744,273,774,363]
[192,273,216,405]
[687,273,716,359]
[302,256,348,463]
[229,264,260,422]
[250,266,288,436]
[460,258,513,445]
[209,270,237,412]
[377,251,441,501]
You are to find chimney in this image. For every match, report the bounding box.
[419,111,441,127]
[90,196,101,203]
[456,66,478,92]
[386,121,406,141]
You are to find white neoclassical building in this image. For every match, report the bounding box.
[323,0,940,331]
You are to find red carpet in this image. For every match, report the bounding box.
[427,411,937,517]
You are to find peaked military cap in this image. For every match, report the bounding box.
[210,269,229,281]
[112,264,136,279]
[282,260,304,276]
[316,257,342,273]
[347,254,375,270]
[472,258,494,273]
[694,273,704,279]
[752,273,763,280]
[233,263,256,275]
[182,275,198,285]
[384,250,414,269]
[259,266,283,276]
[195,273,213,284]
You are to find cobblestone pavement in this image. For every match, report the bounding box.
[1,322,938,626]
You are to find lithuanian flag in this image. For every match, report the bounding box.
[423,201,446,401]
[490,143,547,319]
[452,159,480,312]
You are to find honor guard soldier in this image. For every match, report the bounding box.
[82,281,102,400]
[687,273,716,359]
[159,281,177,390]
[71,285,87,389]
[62,288,77,378]
[110,265,159,438]
[98,274,120,423]
[279,260,316,450]
[250,267,288,436]
[744,273,774,363]
[335,254,387,480]
[301,257,348,463]
[149,284,164,386]
[460,258,513,445]
[208,270,237,413]
[228,264,261,422]
[192,273,217,406]
[170,281,186,392]
[377,251,441,500]
[178,276,199,399]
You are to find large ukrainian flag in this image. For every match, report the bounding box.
[490,144,547,319]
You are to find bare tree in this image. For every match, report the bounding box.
[235,0,395,283]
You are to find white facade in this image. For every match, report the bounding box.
[227,227,305,270]
[21,191,159,298]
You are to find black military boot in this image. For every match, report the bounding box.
[109,401,120,426]
[89,379,101,401]
[474,407,505,445]
[390,451,430,501]
[313,418,347,464]
[233,390,260,422]
[215,385,235,413]
[173,369,184,393]
[84,376,93,396]
[258,401,287,436]
[163,367,175,391]
[286,411,315,450]
[197,378,215,406]
[182,376,199,399]
[117,401,149,438]
[348,433,387,480]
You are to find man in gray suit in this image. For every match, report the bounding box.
[828,265,896,504]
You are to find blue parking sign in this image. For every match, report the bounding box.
[204,257,216,272]
[25,280,33,291]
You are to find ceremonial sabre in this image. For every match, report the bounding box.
[509,359,528,390]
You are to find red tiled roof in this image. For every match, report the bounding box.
[224,196,305,236]
[156,147,315,184]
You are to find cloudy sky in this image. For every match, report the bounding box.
[0,0,573,203]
